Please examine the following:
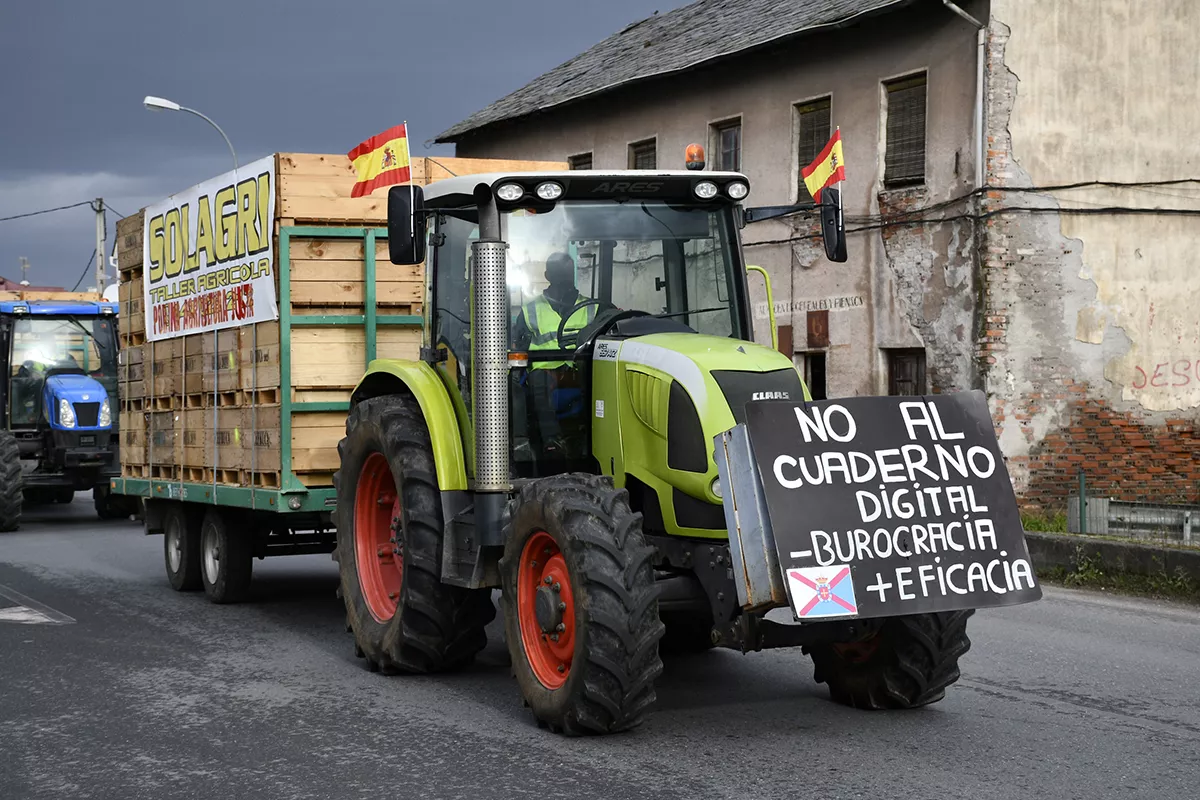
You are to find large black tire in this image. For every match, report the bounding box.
[95,485,133,520]
[807,610,974,709]
[333,395,495,674]
[0,432,23,531]
[199,508,254,604]
[163,504,203,592]
[500,474,665,735]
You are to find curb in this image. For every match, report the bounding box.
[1024,531,1200,585]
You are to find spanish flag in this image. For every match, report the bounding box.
[801,129,845,203]
[348,123,412,198]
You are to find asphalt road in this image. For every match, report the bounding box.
[1,496,1197,800]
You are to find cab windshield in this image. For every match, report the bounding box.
[9,316,118,426]
[503,200,745,346]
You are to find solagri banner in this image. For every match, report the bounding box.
[142,154,279,340]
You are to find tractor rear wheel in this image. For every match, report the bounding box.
[807,610,974,709]
[0,431,23,531]
[333,395,495,674]
[500,474,665,735]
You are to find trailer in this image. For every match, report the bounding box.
[109,153,563,601]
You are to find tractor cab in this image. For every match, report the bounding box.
[415,172,762,479]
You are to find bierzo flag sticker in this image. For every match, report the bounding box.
[142,154,279,341]
[787,565,858,618]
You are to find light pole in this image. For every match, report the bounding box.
[143,95,238,170]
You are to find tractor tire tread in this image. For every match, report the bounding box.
[334,395,495,676]
[501,473,665,736]
[0,431,23,531]
[810,610,974,709]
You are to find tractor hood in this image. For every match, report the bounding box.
[598,331,809,534]
[44,373,112,431]
[606,332,808,426]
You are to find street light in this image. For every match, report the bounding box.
[143,95,238,170]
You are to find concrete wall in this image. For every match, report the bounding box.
[453,1,986,398]
[983,0,1200,507]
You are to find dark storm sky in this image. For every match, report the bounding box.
[0,0,678,289]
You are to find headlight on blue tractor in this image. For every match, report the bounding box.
[59,399,77,428]
[99,399,111,427]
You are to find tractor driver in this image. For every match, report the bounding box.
[512,251,609,459]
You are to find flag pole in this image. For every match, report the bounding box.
[406,120,415,242]
[834,125,844,233]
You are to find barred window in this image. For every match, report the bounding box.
[568,152,592,170]
[712,119,742,171]
[795,97,832,202]
[884,73,927,187]
[629,139,656,170]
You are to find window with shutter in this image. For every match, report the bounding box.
[884,73,927,187]
[568,153,592,170]
[629,139,656,170]
[886,348,927,395]
[711,119,742,171]
[795,97,832,203]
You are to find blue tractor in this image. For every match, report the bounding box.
[0,299,131,529]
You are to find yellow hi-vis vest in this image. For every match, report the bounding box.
[524,292,596,369]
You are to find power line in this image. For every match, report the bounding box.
[71,250,96,292]
[0,200,93,223]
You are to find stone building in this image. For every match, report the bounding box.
[436,0,1200,511]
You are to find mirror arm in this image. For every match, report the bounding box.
[742,201,818,225]
[746,265,778,352]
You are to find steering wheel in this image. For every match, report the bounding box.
[555,298,607,350]
[569,307,654,357]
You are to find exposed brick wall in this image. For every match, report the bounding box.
[1016,385,1200,511]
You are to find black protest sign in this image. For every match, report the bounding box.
[744,390,1041,620]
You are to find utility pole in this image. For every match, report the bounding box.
[94,198,107,294]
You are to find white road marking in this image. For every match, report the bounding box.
[0,584,75,625]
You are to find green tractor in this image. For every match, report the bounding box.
[333,158,976,734]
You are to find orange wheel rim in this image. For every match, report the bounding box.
[517,530,575,689]
[355,452,403,622]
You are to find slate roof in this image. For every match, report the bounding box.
[436,0,914,142]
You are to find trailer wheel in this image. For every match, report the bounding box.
[0,431,23,532]
[333,395,495,674]
[95,486,132,520]
[500,474,665,735]
[808,610,974,709]
[164,504,203,592]
[200,508,254,604]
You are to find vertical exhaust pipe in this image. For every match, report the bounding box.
[471,186,510,542]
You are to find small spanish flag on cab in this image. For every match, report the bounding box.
[801,128,846,203]
[347,123,412,197]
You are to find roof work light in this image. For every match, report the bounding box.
[684,143,706,171]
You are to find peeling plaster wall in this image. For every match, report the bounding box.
[985,0,1200,507]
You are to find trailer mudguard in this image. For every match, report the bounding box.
[352,359,467,492]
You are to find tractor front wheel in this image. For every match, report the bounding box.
[333,395,495,674]
[500,474,664,735]
[807,610,974,709]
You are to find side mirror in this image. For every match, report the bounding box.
[387,185,427,265]
[818,187,847,263]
